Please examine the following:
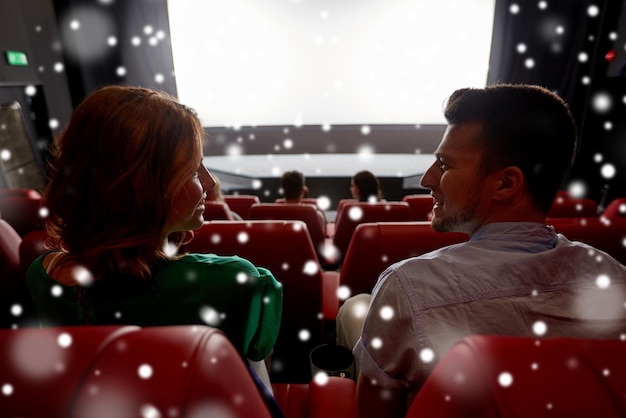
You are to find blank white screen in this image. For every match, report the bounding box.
[168,0,495,127]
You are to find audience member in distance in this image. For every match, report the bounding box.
[350,170,383,203]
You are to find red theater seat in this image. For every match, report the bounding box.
[203,201,236,220]
[407,335,626,418]
[275,197,320,206]
[340,222,468,297]
[0,325,276,418]
[548,217,626,265]
[602,197,626,219]
[322,222,468,319]
[332,202,412,264]
[186,220,340,382]
[0,188,45,236]
[402,194,434,221]
[249,203,330,263]
[547,196,598,218]
[224,194,261,219]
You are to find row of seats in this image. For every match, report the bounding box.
[220,192,620,223]
[205,197,415,265]
[208,193,622,266]
[2,189,624,242]
[1,189,620,269]
[1,324,624,418]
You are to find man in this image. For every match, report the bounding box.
[344,84,626,417]
[280,170,308,203]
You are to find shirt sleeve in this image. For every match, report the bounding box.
[353,269,423,391]
[245,266,283,361]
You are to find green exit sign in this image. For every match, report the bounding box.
[5,50,28,66]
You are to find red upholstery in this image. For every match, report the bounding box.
[0,188,45,236]
[321,222,468,319]
[332,202,412,264]
[273,382,310,418]
[272,377,357,418]
[0,325,275,418]
[224,194,261,219]
[602,197,626,218]
[308,377,356,418]
[249,203,330,263]
[547,196,598,218]
[186,220,340,382]
[339,222,468,297]
[407,335,626,418]
[203,201,235,220]
[402,194,434,221]
[275,197,319,206]
[274,198,329,227]
[548,217,626,265]
[334,199,356,220]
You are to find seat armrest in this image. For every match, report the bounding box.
[321,271,340,320]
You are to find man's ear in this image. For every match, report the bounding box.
[493,166,524,200]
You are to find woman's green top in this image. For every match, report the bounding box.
[27,252,282,361]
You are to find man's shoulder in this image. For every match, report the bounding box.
[388,241,469,273]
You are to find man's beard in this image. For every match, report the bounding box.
[430,189,481,235]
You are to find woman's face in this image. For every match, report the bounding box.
[167,161,216,234]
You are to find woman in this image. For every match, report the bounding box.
[350,170,383,202]
[27,86,282,367]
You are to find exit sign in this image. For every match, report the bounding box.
[5,51,28,66]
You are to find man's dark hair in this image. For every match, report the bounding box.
[281,170,305,199]
[444,84,577,214]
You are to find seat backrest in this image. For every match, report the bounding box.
[407,335,626,418]
[332,202,412,263]
[0,325,274,418]
[275,197,319,206]
[340,222,468,296]
[334,198,356,220]
[274,198,329,226]
[223,194,261,219]
[547,196,598,218]
[602,197,626,218]
[0,188,44,236]
[548,217,626,265]
[203,201,235,220]
[402,194,434,221]
[186,220,325,382]
[249,203,328,262]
